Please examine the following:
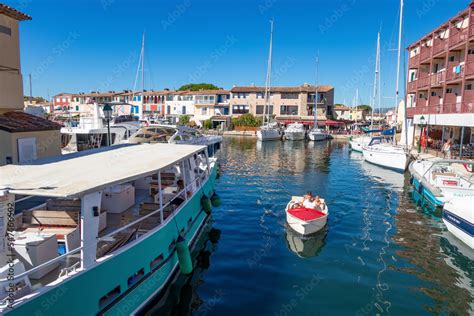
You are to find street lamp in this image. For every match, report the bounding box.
[418,115,426,153]
[103,104,113,146]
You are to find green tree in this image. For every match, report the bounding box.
[355,105,372,112]
[178,115,191,125]
[178,83,221,91]
[203,119,213,129]
[232,113,262,127]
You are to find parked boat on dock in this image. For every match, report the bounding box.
[284,123,306,141]
[128,124,222,156]
[285,196,328,235]
[409,159,474,216]
[0,144,218,315]
[362,136,409,172]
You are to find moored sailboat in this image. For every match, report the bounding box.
[257,20,282,142]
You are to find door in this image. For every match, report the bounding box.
[17,137,37,163]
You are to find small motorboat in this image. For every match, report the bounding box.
[443,196,474,249]
[285,196,328,235]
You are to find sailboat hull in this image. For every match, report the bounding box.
[285,132,305,141]
[308,132,328,141]
[257,129,281,141]
[362,146,409,172]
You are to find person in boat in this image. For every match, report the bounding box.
[303,195,317,210]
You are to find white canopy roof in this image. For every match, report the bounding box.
[0,144,206,198]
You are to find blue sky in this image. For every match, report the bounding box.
[7,0,469,106]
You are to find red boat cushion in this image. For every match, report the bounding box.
[287,208,326,221]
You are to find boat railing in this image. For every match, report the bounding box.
[0,246,83,282]
[97,165,210,245]
[421,159,474,186]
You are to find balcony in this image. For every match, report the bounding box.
[449,27,468,47]
[463,89,474,102]
[430,71,446,86]
[406,104,442,116]
[409,54,420,68]
[444,92,458,105]
[442,102,474,113]
[420,46,432,62]
[446,63,464,81]
[433,38,447,56]
[418,75,430,89]
[465,55,474,76]
[407,80,418,92]
[429,95,442,106]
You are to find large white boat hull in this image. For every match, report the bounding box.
[362,146,408,172]
[443,197,474,249]
[257,129,281,141]
[349,137,370,153]
[286,213,327,235]
[285,132,305,141]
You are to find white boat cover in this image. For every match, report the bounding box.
[0,144,206,198]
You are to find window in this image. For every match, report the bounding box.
[280,105,299,115]
[99,286,121,309]
[233,93,249,99]
[410,72,416,81]
[449,55,455,62]
[201,107,208,115]
[127,268,145,287]
[232,105,249,114]
[281,93,298,99]
[446,88,453,94]
[431,91,438,97]
[75,106,79,111]
[150,254,164,270]
[168,240,176,252]
[62,98,66,102]
[466,84,473,90]
[167,106,171,114]
[0,25,12,36]
[182,106,186,115]
[256,105,274,115]
[468,49,474,55]
[195,95,216,104]
[56,98,60,102]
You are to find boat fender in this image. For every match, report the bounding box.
[176,235,193,275]
[208,228,221,244]
[201,194,212,214]
[210,193,222,207]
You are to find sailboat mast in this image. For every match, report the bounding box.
[394,0,404,130]
[314,55,319,129]
[263,20,273,126]
[140,32,145,120]
[371,32,380,131]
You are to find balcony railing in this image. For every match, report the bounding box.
[449,27,468,47]
[420,46,432,61]
[407,102,473,117]
[433,39,447,56]
[446,64,464,81]
[418,75,430,88]
[463,90,474,102]
[408,80,418,92]
[466,61,474,76]
[430,71,446,86]
[429,96,442,106]
[409,54,420,68]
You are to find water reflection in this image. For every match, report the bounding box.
[142,226,221,316]
[394,184,474,315]
[285,226,328,258]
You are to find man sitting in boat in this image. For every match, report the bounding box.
[290,192,320,210]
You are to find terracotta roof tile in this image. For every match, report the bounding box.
[230,85,333,93]
[0,3,31,21]
[0,111,62,133]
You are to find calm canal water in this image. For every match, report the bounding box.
[150,137,474,316]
